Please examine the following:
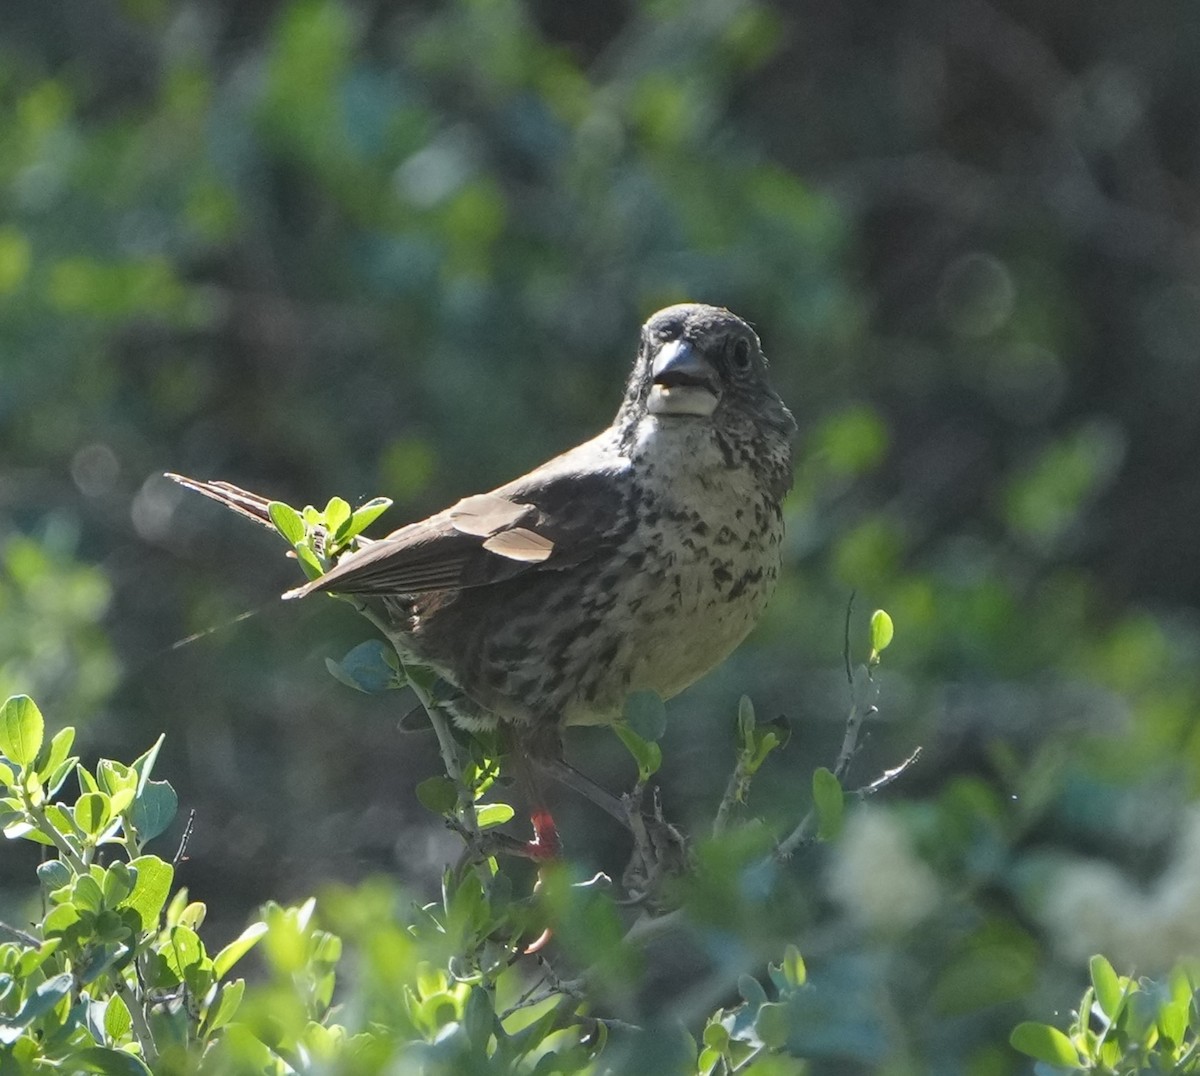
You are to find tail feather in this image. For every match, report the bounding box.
[165,473,280,530]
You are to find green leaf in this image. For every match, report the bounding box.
[130,734,165,787]
[702,1020,729,1051]
[42,904,81,937]
[474,802,515,829]
[164,924,205,978]
[780,944,806,987]
[214,921,268,978]
[75,791,113,836]
[416,775,459,815]
[0,695,44,768]
[462,985,494,1048]
[1089,954,1123,1021]
[737,974,768,1009]
[102,862,136,906]
[204,978,245,1033]
[623,691,666,742]
[1009,1022,1083,1067]
[323,496,352,538]
[347,497,392,538]
[614,723,662,782]
[129,779,177,842]
[295,543,324,579]
[37,859,71,892]
[73,873,104,913]
[869,608,894,655]
[812,767,845,840]
[35,726,75,782]
[754,1002,790,1049]
[120,855,174,930]
[44,755,79,797]
[268,501,305,545]
[69,1046,153,1076]
[12,972,73,1028]
[104,993,132,1042]
[325,640,404,694]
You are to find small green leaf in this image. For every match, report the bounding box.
[102,862,135,906]
[214,921,268,978]
[120,855,174,930]
[129,779,177,842]
[72,873,104,913]
[13,972,73,1028]
[268,501,305,545]
[295,543,324,579]
[755,1002,790,1049]
[75,792,113,836]
[43,755,79,797]
[623,691,666,742]
[737,974,768,1009]
[702,1020,729,1051]
[130,734,165,786]
[325,640,404,694]
[104,992,132,1041]
[37,859,71,892]
[164,924,205,978]
[614,723,662,782]
[812,767,845,840]
[462,985,494,1047]
[204,978,245,1033]
[781,944,806,987]
[870,609,894,652]
[0,695,44,768]
[35,726,75,782]
[416,776,459,815]
[1009,1022,1084,1067]
[1089,954,1123,1021]
[323,496,352,538]
[474,802,515,829]
[347,497,392,538]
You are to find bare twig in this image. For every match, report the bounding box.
[172,809,196,867]
[0,920,40,947]
[843,591,856,686]
[851,746,923,800]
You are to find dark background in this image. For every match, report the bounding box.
[2,0,1199,1069]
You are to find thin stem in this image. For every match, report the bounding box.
[116,977,158,1066]
[0,920,40,946]
[712,764,744,836]
[851,747,922,800]
[21,789,87,874]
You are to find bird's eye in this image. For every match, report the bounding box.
[731,337,752,371]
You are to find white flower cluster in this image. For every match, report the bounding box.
[827,808,940,933]
[1038,803,1200,971]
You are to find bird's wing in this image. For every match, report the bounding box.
[289,442,629,600]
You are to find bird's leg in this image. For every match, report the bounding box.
[535,757,631,827]
[509,739,561,862]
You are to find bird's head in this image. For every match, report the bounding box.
[619,303,797,450]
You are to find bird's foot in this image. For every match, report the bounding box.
[620,785,689,906]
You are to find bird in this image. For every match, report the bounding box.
[170,303,796,854]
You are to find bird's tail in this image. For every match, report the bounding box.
[164,474,280,531]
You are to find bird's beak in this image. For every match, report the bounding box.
[648,339,720,417]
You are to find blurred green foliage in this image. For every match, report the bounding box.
[2,0,1200,1071]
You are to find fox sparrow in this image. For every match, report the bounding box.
[170,303,795,836]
